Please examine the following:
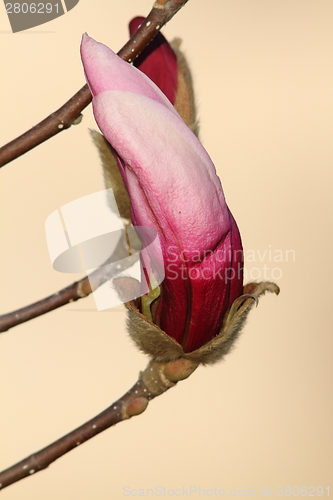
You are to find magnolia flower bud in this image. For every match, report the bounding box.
[82,31,279,364]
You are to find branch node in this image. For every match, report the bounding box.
[72,114,83,125]
[154,1,168,9]
[124,397,149,418]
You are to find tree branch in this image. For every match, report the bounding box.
[0,0,189,168]
[0,357,198,491]
[0,234,139,333]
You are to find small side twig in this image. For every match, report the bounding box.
[0,230,139,333]
[0,0,189,168]
[0,357,199,491]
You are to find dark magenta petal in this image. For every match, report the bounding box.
[155,209,243,352]
[129,17,178,104]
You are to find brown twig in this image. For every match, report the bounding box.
[0,0,189,168]
[0,234,139,333]
[0,357,199,490]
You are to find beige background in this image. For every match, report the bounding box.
[1,0,332,498]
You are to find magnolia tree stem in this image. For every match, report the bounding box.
[0,358,198,490]
[0,233,139,332]
[0,0,189,168]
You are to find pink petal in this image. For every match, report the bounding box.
[92,90,229,252]
[81,33,177,115]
